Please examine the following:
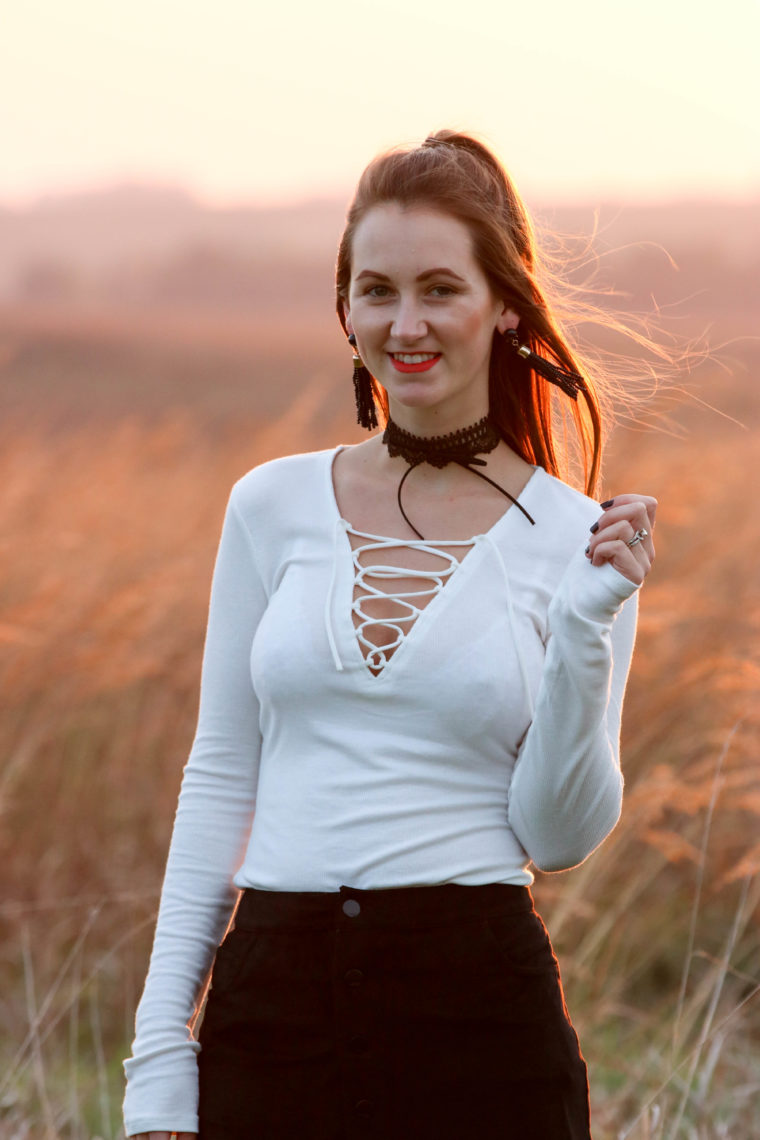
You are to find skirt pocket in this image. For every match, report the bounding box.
[481,909,560,975]
[208,928,262,997]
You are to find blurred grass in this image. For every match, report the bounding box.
[0,311,758,1139]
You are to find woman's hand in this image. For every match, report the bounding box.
[130,1133,197,1139]
[585,493,657,586]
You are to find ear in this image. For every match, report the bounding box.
[342,300,353,335]
[495,305,520,336]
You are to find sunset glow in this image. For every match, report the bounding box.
[2,0,759,208]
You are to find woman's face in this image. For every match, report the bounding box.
[345,203,518,429]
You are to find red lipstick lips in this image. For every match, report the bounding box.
[390,353,442,373]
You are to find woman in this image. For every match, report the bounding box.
[123,130,656,1140]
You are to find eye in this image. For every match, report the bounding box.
[364,284,392,298]
[429,285,457,297]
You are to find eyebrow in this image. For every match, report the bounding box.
[355,267,466,283]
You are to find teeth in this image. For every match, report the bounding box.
[393,353,439,363]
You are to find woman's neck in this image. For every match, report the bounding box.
[383,402,490,440]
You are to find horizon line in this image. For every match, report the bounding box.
[2,177,760,215]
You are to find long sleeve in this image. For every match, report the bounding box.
[507,544,640,872]
[123,487,267,1138]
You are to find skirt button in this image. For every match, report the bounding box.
[344,968,365,986]
[342,898,361,917]
[354,1099,375,1117]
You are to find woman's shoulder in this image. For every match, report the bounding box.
[229,446,337,512]
[533,466,605,533]
[516,467,606,582]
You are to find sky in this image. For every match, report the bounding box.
[1,0,759,209]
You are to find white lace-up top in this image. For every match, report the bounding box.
[123,444,641,1138]
[338,527,476,675]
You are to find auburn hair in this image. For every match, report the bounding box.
[336,129,670,497]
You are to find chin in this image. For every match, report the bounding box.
[388,395,449,417]
[384,377,446,400]
[387,380,465,408]
[390,388,440,404]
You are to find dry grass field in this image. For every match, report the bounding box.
[0,298,758,1139]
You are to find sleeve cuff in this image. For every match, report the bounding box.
[123,1045,200,1138]
[550,543,642,626]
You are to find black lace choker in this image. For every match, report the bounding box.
[381,415,536,539]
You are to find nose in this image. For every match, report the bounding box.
[391,297,427,342]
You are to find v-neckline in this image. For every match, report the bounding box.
[325,445,542,683]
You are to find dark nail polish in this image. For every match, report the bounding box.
[590,522,599,533]
[600,499,615,509]
[585,545,590,555]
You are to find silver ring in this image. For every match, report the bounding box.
[627,528,648,548]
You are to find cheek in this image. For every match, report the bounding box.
[449,304,496,347]
[355,310,387,343]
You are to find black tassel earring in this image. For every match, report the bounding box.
[503,329,584,400]
[348,333,379,430]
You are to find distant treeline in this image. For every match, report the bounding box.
[1,186,758,319]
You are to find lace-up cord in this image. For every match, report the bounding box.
[346,525,477,673]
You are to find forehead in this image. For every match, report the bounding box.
[350,203,478,277]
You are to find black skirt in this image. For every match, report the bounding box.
[197,882,592,1140]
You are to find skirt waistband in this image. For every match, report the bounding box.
[234,882,534,931]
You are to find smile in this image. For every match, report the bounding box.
[390,353,442,373]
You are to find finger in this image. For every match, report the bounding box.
[587,517,654,562]
[593,511,653,555]
[131,1132,196,1139]
[596,501,655,540]
[588,536,651,585]
[594,501,651,535]
[599,494,657,532]
[592,504,655,561]
[587,519,655,568]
